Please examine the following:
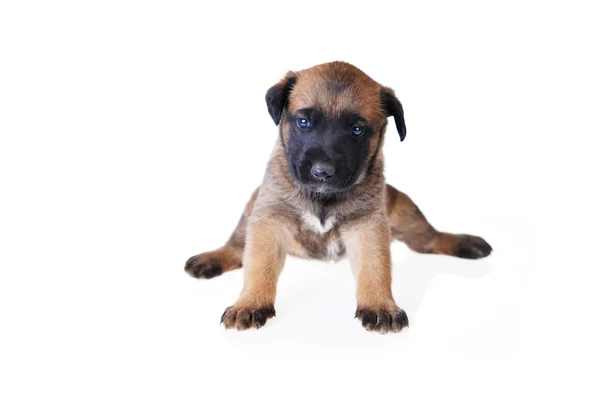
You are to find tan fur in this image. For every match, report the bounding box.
[342,213,393,304]
[185,61,492,333]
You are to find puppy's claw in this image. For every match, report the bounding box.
[455,235,493,259]
[221,305,276,330]
[185,255,224,279]
[355,306,408,334]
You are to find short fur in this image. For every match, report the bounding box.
[185,61,492,333]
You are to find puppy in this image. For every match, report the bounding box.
[185,61,492,333]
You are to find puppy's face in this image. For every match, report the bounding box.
[266,62,406,194]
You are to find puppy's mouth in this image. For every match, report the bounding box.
[308,183,343,193]
[289,161,360,195]
[294,176,356,195]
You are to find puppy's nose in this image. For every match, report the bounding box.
[311,163,335,179]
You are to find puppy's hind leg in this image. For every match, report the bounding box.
[385,184,492,259]
[185,187,259,279]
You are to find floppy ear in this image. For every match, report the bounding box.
[381,87,407,141]
[265,72,297,125]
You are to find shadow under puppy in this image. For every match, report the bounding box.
[185,61,492,334]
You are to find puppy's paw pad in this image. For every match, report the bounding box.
[184,256,223,279]
[221,305,276,330]
[355,306,408,334]
[456,235,493,259]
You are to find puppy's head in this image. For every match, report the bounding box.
[266,61,406,194]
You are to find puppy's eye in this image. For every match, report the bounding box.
[296,118,311,129]
[351,126,363,136]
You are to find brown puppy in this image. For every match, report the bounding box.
[185,61,492,333]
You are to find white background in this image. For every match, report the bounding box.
[1,0,599,398]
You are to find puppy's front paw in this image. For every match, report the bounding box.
[221,304,276,330]
[455,235,493,259]
[355,306,409,334]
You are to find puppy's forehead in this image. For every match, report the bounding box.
[288,62,383,121]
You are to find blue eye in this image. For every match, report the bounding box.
[351,126,363,136]
[296,118,311,129]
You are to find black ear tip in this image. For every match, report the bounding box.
[265,75,297,126]
[265,85,285,125]
[381,87,407,143]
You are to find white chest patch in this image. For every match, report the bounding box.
[327,240,343,261]
[301,213,336,235]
